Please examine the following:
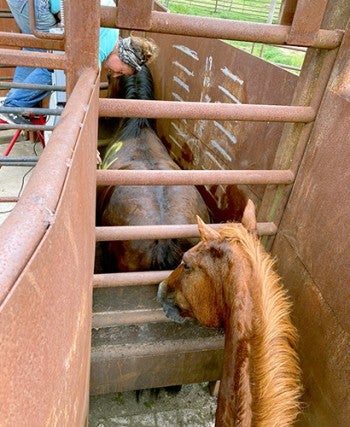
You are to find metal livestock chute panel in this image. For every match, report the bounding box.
[149,33,298,220]
[0,0,349,425]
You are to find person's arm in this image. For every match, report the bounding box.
[50,0,61,21]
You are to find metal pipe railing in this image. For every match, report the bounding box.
[0,156,38,167]
[95,221,277,241]
[0,48,67,70]
[96,169,295,186]
[0,82,66,92]
[93,270,172,288]
[0,32,64,50]
[100,5,343,49]
[99,99,316,123]
[0,105,62,116]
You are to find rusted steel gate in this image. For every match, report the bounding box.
[0,0,349,425]
[0,0,100,424]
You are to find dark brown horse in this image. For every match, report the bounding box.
[158,200,302,426]
[97,65,210,273]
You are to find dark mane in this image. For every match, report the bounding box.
[118,65,155,140]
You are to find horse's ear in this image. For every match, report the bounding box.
[241,199,257,235]
[197,216,221,242]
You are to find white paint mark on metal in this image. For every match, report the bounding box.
[169,134,183,151]
[173,75,190,92]
[205,150,226,169]
[210,140,232,161]
[206,56,213,72]
[218,85,241,104]
[221,66,244,85]
[173,61,194,76]
[194,120,206,139]
[173,45,199,61]
[171,122,189,139]
[172,92,184,102]
[214,121,237,144]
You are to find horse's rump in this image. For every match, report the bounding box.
[100,182,209,272]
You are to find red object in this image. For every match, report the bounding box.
[0,115,46,160]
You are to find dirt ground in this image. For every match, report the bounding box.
[89,382,217,426]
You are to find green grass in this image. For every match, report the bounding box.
[167,0,281,24]
[163,1,305,73]
[228,41,305,72]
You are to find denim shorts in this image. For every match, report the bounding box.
[6,0,57,34]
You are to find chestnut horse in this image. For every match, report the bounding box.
[158,200,302,426]
[97,65,210,273]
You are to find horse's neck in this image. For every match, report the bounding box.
[216,261,255,427]
[215,237,301,427]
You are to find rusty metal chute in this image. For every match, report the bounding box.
[0,0,349,425]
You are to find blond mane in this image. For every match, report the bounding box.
[218,222,302,426]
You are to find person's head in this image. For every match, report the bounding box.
[104,35,159,78]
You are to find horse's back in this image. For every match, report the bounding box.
[98,65,210,273]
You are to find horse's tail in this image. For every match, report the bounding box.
[118,117,155,140]
[151,239,188,270]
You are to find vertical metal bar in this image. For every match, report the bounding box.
[259,45,342,250]
[116,0,153,30]
[287,0,328,46]
[64,0,99,95]
[278,0,298,25]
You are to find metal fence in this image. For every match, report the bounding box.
[158,0,305,74]
[160,0,282,23]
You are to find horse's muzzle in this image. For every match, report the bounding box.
[157,282,186,324]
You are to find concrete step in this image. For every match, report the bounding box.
[90,285,224,395]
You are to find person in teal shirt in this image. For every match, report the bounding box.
[1,0,158,124]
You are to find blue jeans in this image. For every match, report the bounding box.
[5,0,58,108]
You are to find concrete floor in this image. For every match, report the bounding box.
[89,383,217,427]
[0,129,44,226]
[0,128,218,426]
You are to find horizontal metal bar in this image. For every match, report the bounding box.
[96,169,295,186]
[92,309,169,328]
[0,32,64,50]
[99,99,315,123]
[0,48,67,70]
[0,82,66,92]
[0,81,107,92]
[0,124,55,131]
[93,270,172,288]
[95,221,277,241]
[0,162,37,167]
[0,106,62,116]
[100,6,343,49]
[150,11,343,48]
[0,156,38,166]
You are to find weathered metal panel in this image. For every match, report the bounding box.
[149,33,297,220]
[271,23,350,426]
[0,71,99,425]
